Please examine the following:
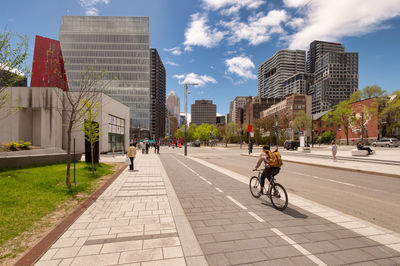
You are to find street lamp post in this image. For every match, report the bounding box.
[184,83,198,156]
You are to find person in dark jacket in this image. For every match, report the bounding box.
[248,141,253,155]
[357,141,373,155]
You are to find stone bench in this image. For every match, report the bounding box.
[351,149,368,156]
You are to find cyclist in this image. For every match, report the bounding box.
[253,144,281,195]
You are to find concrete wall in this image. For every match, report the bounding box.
[1,87,129,154]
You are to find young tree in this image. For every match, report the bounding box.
[174,126,184,139]
[80,100,101,175]
[323,100,356,145]
[56,67,109,187]
[220,122,238,146]
[0,30,29,119]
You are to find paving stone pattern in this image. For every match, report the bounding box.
[35,154,186,266]
[160,153,400,266]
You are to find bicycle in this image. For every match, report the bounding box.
[249,168,288,211]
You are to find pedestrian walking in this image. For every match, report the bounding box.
[156,142,160,154]
[331,140,337,161]
[248,141,253,155]
[126,143,137,171]
[145,143,149,154]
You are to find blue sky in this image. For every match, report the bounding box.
[2,0,400,116]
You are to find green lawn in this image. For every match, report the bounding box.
[0,162,113,250]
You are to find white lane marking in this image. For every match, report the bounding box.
[248,211,264,222]
[187,155,400,254]
[226,195,247,210]
[271,228,327,266]
[311,175,355,187]
[215,187,223,193]
[175,157,212,185]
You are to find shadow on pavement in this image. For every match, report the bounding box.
[260,200,308,219]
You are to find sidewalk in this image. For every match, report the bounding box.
[34,153,207,266]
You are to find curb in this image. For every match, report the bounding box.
[14,164,128,266]
[240,153,400,179]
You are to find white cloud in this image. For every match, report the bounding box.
[221,10,288,45]
[79,0,109,16]
[183,13,226,51]
[286,18,305,29]
[164,46,182,55]
[165,60,180,67]
[173,73,217,87]
[203,0,264,11]
[225,55,256,80]
[86,7,99,16]
[286,0,400,50]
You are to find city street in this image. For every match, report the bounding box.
[159,146,400,265]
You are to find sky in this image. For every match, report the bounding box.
[2,0,400,116]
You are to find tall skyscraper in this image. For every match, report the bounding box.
[150,49,165,140]
[311,51,358,113]
[59,16,151,134]
[307,41,345,73]
[166,91,180,121]
[191,100,216,125]
[231,96,252,124]
[258,50,306,98]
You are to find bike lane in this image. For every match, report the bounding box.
[160,153,400,265]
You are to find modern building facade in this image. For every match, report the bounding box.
[150,48,166,140]
[283,73,314,97]
[31,35,68,91]
[307,41,344,73]
[166,91,180,121]
[59,16,151,135]
[165,109,178,138]
[0,87,129,153]
[311,51,359,114]
[191,100,216,125]
[258,50,306,98]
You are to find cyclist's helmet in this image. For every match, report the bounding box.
[262,145,270,151]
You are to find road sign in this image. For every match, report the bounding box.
[248,125,253,132]
[250,132,254,137]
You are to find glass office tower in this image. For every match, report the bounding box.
[60,16,151,134]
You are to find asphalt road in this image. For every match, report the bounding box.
[167,147,400,234]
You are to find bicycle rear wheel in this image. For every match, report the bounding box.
[269,183,288,211]
[249,176,261,198]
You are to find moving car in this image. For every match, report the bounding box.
[284,140,300,150]
[192,140,200,147]
[372,137,400,147]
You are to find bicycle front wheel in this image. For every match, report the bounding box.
[269,183,288,211]
[249,176,261,198]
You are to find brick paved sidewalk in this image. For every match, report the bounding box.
[35,153,207,266]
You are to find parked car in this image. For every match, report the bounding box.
[284,140,300,150]
[372,137,400,147]
[192,140,201,147]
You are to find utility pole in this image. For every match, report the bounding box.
[361,112,364,145]
[275,113,279,147]
[184,83,198,156]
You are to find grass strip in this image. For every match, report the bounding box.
[0,162,113,250]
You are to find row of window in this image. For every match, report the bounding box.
[61,43,149,51]
[62,50,149,58]
[60,34,149,44]
[66,72,149,82]
[66,64,149,73]
[64,57,150,65]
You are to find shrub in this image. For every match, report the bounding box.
[19,140,31,149]
[321,131,335,143]
[7,142,20,151]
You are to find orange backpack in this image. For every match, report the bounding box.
[266,149,283,167]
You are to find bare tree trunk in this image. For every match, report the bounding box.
[66,123,72,188]
[345,126,349,145]
[91,143,95,174]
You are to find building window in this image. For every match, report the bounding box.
[108,114,125,152]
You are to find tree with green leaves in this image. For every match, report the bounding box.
[292,110,312,137]
[323,100,356,145]
[220,122,238,146]
[80,100,101,175]
[187,123,197,141]
[174,125,184,139]
[0,30,29,119]
[380,90,400,137]
[55,67,110,188]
